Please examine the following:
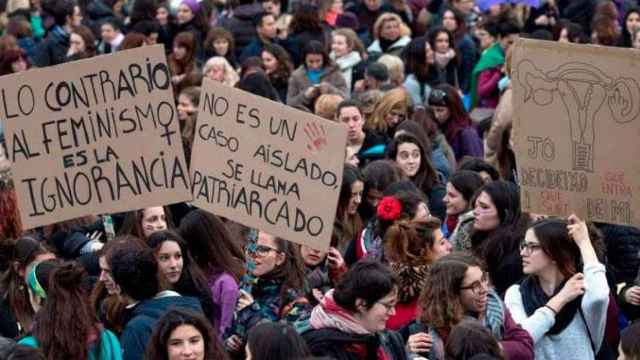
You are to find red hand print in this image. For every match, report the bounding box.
[305,122,328,153]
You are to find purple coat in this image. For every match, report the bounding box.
[208,272,240,338]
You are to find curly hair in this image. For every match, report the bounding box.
[419,253,483,331]
[202,56,240,87]
[384,216,442,266]
[372,13,411,40]
[0,184,22,241]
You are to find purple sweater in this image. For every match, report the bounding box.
[450,126,484,161]
[208,272,240,338]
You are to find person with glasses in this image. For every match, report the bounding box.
[301,260,408,359]
[401,253,533,360]
[224,232,310,356]
[427,84,483,161]
[504,216,610,360]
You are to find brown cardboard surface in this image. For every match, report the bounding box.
[512,39,640,225]
[190,78,348,250]
[1,45,192,229]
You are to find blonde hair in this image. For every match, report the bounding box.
[202,56,239,87]
[372,13,411,40]
[377,55,405,86]
[314,94,344,120]
[367,87,412,132]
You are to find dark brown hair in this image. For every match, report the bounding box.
[178,209,245,280]
[204,26,235,56]
[117,206,173,241]
[445,319,505,360]
[169,31,197,76]
[146,309,229,360]
[32,261,101,360]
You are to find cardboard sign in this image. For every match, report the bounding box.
[190,79,348,250]
[512,39,640,225]
[1,45,192,229]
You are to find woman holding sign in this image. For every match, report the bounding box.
[505,216,610,360]
[224,232,310,355]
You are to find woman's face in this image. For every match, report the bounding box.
[331,34,350,58]
[72,5,83,27]
[384,107,407,129]
[347,180,364,215]
[476,29,495,51]
[99,256,120,295]
[300,245,327,267]
[142,206,168,238]
[177,94,196,121]
[432,105,450,125]
[429,229,452,261]
[331,0,344,13]
[473,192,500,231]
[618,344,631,360]
[11,57,27,73]
[69,33,86,54]
[167,324,205,360]
[305,53,324,70]
[443,182,468,215]
[395,142,421,178]
[380,19,401,41]
[425,42,435,65]
[251,232,284,277]
[459,266,489,315]
[157,240,183,284]
[156,7,169,25]
[207,65,226,82]
[173,46,187,60]
[177,4,194,24]
[558,28,570,43]
[442,11,458,32]
[261,51,278,74]
[520,229,553,275]
[356,287,398,333]
[626,12,640,34]
[213,38,230,56]
[434,32,450,53]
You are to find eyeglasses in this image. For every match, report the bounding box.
[245,244,282,258]
[460,272,489,295]
[429,89,448,105]
[520,242,542,254]
[376,299,397,313]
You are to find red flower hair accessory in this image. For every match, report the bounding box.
[377,196,402,221]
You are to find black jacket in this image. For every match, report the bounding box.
[597,223,640,284]
[32,26,70,67]
[220,3,263,59]
[303,327,407,360]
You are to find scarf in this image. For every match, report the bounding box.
[434,49,455,68]
[310,290,372,335]
[446,214,459,235]
[310,291,392,360]
[520,276,582,335]
[469,43,504,109]
[379,37,398,53]
[361,221,384,262]
[481,289,505,339]
[306,69,324,85]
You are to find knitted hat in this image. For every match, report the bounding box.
[335,12,359,30]
[181,0,200,14]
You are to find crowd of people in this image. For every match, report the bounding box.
[2,0,640,358]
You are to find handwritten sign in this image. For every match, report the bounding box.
[1,45,192,229]
[190,79,348,250]
[512,39,640,225]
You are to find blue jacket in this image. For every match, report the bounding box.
[120,291,203,360]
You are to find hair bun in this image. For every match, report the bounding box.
[52,262,86,289]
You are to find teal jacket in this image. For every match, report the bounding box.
[19,328,122,360]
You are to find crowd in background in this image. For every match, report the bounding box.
[2,0,640,358]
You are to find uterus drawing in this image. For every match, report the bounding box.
[515,61,640,172]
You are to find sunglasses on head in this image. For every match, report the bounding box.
[428,89,448,106]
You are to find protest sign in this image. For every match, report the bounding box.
[1,45,192,229]
[512,39,640,226]
[190,79,348,250]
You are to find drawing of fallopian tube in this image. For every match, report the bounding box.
[515,61,640,172]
